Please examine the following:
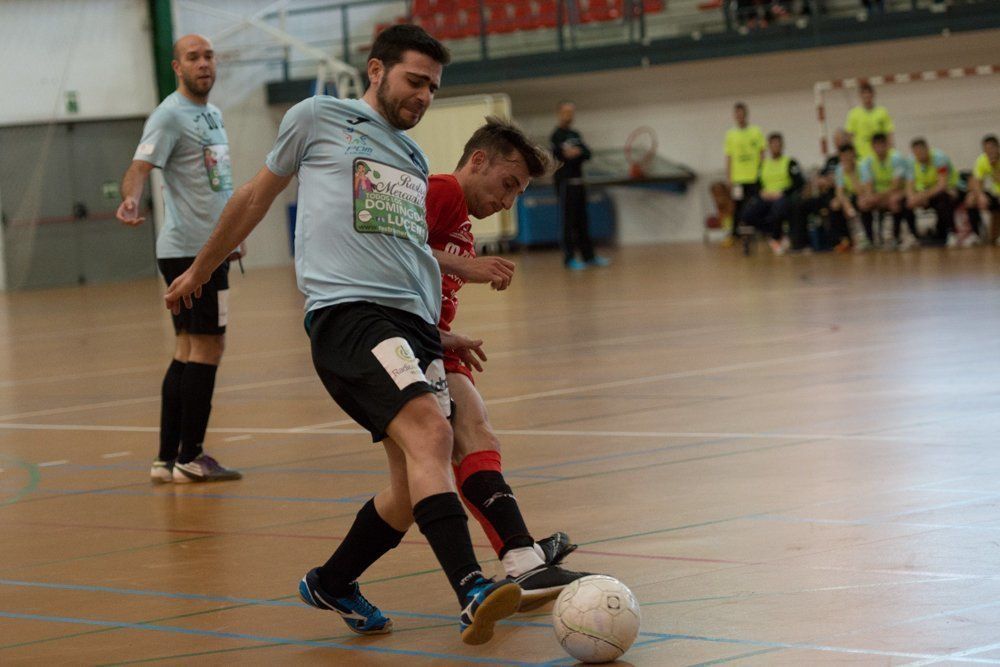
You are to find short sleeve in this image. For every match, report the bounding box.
[895,157,911,180]
[845,108,858,135]
[265,99,314,177]
[859,159,872,183]
[974,154,989,179]
[133,107,179,168]
[426,177,466,244]
[753,127,765,150]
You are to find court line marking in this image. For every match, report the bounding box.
[37,460,68,468]
[24,488,374,505]
[222,435,253,443]
[0,375,317,422]
[100,452,131,459]
[0,346,308,389]
[0,611,542,665]
[0,343,881,424]
[902,640,1000,667]
[0,422,944,446]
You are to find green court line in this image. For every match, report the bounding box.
[97,621,458,666]
[0,454,39,507]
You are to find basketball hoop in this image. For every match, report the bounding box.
[625,126,658,180]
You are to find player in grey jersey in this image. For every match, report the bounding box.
[117,34,242,484]
[164,26,523,645]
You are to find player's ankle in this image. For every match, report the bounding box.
[502,544,545,577]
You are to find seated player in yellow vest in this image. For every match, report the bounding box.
[965,134,1000,245]
[857,133,914,250]
[906,137,959,247]
[738,132,804,255]
[829,144,862,253]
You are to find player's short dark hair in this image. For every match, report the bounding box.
[871,132,888,144]
[734,101,748,112]
[838,144,856,155]
[368,24,450,69]
[983,134,999,147]
[457,116,550,177]
[910,137,928,149]
[767,132,783,142]
[859,82,875,94]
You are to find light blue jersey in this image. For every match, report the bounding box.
[265,97,441,324]
[134,92,233,259]
[859,150,909,193]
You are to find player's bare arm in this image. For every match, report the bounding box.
[116,160,155,226]
[432,249,515,290]
[165,166,291,313]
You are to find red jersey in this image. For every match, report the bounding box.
[426,174,475,331]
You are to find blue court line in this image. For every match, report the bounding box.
[21,488,374,504]
[0,578,675,641]
[0,610,542,665]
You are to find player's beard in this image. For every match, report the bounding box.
[376,78,421,130]
[182,70,215,98]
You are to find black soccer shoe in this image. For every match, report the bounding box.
[513,563,590,611]
[537,531,577,566]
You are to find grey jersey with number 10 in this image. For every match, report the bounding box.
[265,96,441,325]
[134,91,233,259]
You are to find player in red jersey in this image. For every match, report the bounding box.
[426,118,589,609]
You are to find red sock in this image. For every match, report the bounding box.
[454,450,533,558]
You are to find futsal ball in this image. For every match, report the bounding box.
[552,575,641,663]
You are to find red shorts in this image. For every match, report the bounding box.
[444,349,474,384]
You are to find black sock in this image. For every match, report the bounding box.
[158,359,186,462]
[179,362,218,464]
[413,492,483,604]
[461,471,534,559]
[318,498,406,597]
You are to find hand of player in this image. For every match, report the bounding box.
[845,205,857,219]
[563,145,583,159]
[164,267,209,314]
[227,242,247,262]
[464,256,515,290]
[116,197,145,226]
[439,330,487,373]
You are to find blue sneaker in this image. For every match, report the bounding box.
[586,255,611,267]
[298,568,392,635]
[459,576,521,645]
[565,258,587,271]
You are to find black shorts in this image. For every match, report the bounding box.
[158,257,230,336]
[307,301,452,443]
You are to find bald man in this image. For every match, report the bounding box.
[117,34,242,483]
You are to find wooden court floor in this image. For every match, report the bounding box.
[1,243,1000,665]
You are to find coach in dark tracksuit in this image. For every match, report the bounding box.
[551,101,609,270]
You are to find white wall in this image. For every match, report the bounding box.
[443,28,1000,244]
[0,0,157,124]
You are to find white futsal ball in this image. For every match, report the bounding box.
[552,575,641,663]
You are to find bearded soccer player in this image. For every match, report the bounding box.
[117,34,242,483]
[165,25,522,645]
[426,118,589,610]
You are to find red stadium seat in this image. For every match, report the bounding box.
[536,0,560,27]
[580,0,622,23]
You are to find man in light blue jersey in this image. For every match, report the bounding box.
[117,34,241,484]
[164,25,521,646]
